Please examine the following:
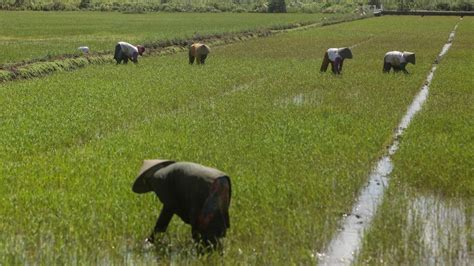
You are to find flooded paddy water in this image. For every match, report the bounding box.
[275,92,323,107]
[407,195,472,264]
[317,18,465,265]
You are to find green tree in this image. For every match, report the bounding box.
[14,0,25,7]
[268,0,286,13]
[79,0,91,9]
[368,0,381,8]
[397,0,416,11]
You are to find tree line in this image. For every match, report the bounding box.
[1,0,471,12]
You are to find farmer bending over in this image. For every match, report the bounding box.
[383,51,415,73]
[132,160,231,251]
[320,47,353,74]
[114,41,145,64]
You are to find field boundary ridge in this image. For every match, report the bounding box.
[0,13,369,84]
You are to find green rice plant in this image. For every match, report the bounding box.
[0,13,366,82]
[0,70,13,82]
[0,16,461,264]
[356,185,472,265]
[0,11,342,65]
[356,17,473,264]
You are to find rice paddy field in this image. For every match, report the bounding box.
[0,12,472,264]
[357,18,473,265]
[0,11,341,65]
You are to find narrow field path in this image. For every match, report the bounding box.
[317,18,463,265]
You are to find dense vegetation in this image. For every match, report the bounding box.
[0,16,462,264]
[2,0,470,12]
[0,0,365,13]
[372,0,472,11]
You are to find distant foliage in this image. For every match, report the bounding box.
[13,0,24,7]
[379,0,472,11]
[267,0,286,13]
[0,0,470,12]
[79,0,90,9]
[368,0,382,8]
[0,0,357,12]
[396,0,416,11]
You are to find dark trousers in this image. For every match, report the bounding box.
[383,61,408,73]
[113,44,128,64]
[189,52,208,65]
[320,52,343,74]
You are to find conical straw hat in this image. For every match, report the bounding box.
[132,159,175,193]
[339,48,353,59]
[404,52,416,64]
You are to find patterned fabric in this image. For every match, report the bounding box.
[196,177,231,238]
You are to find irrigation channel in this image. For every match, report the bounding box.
[316,18,463,265]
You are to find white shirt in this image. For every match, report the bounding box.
[118,42,138,58]
[78,46,89,54]
[384,51,406,66]
[327,48,341,62]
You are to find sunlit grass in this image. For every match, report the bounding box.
[0,11,341,65]
[0,16,461,264]
[356,17,473,265]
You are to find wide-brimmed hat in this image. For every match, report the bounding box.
[339,47,353,59]
[403,52,416,64]
[132,159,175,194]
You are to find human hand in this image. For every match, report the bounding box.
[143,236,155,250]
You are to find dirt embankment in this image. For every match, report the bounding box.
[0,14,368,83]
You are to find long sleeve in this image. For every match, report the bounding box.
[153,207,174,233]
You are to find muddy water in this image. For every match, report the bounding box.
[317,20,462,265]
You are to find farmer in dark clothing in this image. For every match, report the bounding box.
[132,160,231,249]
[114,41,145,64]
[320,47,353,74]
